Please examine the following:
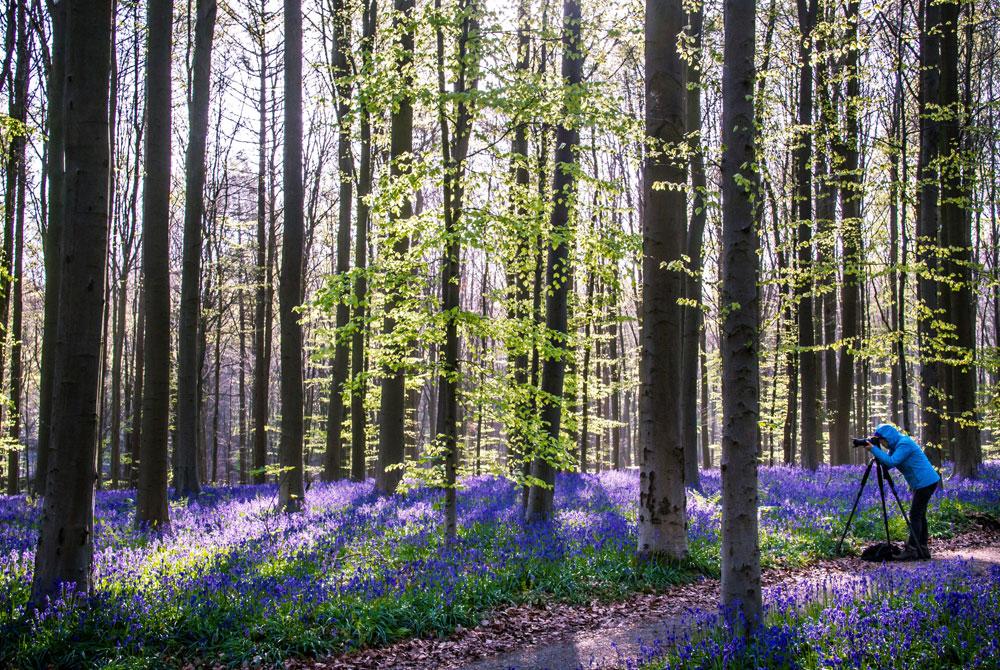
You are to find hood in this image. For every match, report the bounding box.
[873,423,903,449]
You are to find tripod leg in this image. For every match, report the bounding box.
[876,463,892,545]
[837,459,875,554]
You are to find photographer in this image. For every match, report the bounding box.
[860,423,941,560]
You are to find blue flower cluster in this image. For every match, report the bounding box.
[631,559,1000,669]
[0,463,997,667]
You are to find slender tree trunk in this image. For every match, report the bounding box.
[376,0,416,495]
[795,0,819,470]
[720,0,762,629]
[128,287,144,488]
[174,0,217,496]
[637,0,686,558]
[833,0,862,465]
[279,0,306,512]
[35,0,66,496]
[4,0,27,495]
[579,273,593,473]
[323,0,354,483]
[525,0,584,523]
[700,326,711,467]
[435,0,481,538]
[29,0,114,606]
[917,0,943,453]
[238,272,248,484]
[136,0,174,527]
[252,7,270,484]
[109,272,126,488]
[680,1,706,490]
[507,0,533,485]
[351,0,376,482]
[940,0,980,477]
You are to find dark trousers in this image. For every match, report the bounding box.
[908,480,938,556]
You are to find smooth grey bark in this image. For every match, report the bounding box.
[832,0,862,465]
[128,287,144,488]
[35,0,65,497]
[4,0,26,495]
[279,0,306,512]
[136,0,174,528]
[506,0,533,482]
[795,0,819,471]
[679,1,706,491]
[637,0,687,559]
[376,0,415,496]
[175,0,217,497]
[917,0,942,453]
[252,4,271,485]
[720,0,762,630]
[29,0,114,606]
[524,0,583,523]
[351,0,376,482]
[940,0,980,477]
[435,0,481,538]
[322,0,354,482]
[109,272,127,488]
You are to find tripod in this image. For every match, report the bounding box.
[836,457,916,555]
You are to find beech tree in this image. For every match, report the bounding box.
[279,0,306,512]
[719,0,763,628]
[376,0,416,496]
[175,0,218,497]
[136,0,173,528]
[30,0,115,605]
[524,0,584,523]
[637,0,687,559]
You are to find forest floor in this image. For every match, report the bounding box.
[303,522,1000,670]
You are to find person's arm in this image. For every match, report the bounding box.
[870,440,911,468]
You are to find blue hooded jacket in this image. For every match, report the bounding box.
[869,423,940,490]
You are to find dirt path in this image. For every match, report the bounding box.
[289,527,1000,670]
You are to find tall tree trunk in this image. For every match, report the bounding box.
[524,0,583,523]
[175,0,217,496]
[109,273,127,488]
[128,286,144,488]
[700,326,711,467]
[323,0,354,482]
[720,0,762,629]
[238,270,248,484]
[279,0,306,512]
[4,0,26,495]
[679,0,706,490]
[917,0,943,454]
[35,0,66,496]
[833,0,862,465]
[637,0,686,558]
[435,0,481,538]
[506,0,533,485]
[579,272,593,472]
[815,16,839,458]
[252,5,270,485]
[795,0,819,470]
[376,0,416,495]
[29,0,114,606]
[136,0,174,528]
[941,0,980,477]
[351,0,376,482]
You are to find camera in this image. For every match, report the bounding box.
[852,437,873,448]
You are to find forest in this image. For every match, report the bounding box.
[0,0,999,667]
